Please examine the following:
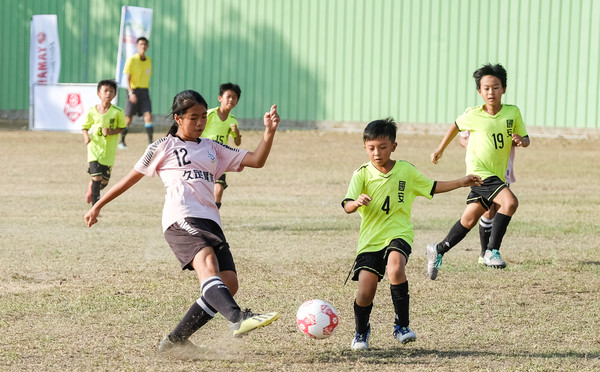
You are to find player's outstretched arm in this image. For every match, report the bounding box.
[240,105,280,168]
[431,123,459,164]
[84,169,144,227]
[434,174,482,194]
[343,194,372,214]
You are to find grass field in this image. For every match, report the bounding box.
[1,128,599,371]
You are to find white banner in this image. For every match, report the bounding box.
[31,84,117,132]
[30,15,61,90]
[115,6,153,88]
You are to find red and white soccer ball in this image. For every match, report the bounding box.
[296,299,339,339]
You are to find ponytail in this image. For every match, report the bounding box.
[166,123,178,136]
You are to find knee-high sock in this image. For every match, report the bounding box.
[437,220,471,255]
[487,213,512,251]
[91,180,102,205]
[145,123,153,143]
[201,276,241,323]
[169,297,216,342]
[354,300,373,334]
[479,216,494,256]
[391,281,409,327]
[121,127,128,143]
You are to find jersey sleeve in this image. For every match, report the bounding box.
[134,140,167,177]
[116,109,126,129]
[123,56,132,75]
[82,108,93,130]
[513,107,528,137]
[408,164,435,199]
[213,141,248,178]
[344,167,365,201]
[455,107,475,132]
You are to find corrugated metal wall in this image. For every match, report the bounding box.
[1,0,599,128]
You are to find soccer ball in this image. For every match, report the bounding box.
[296,299,339,339]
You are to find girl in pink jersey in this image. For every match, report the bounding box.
[85,90,280,353]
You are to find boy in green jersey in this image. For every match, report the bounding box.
[427,63,530,280]
[82,79,126,205]
[342,118,481,350]
[201,83,242,209]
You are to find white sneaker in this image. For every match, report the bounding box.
[117,142,127,150]
[483,249,506,268]
[158,335,200,354]
[351,324,371,350]
[426,243,442,280]
[393,325,417,344]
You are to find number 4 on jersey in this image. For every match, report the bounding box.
[381,196,390,214]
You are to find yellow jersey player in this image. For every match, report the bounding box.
[120,37,153,148]
[201,83,242,208]
[427,63,530,280]
[82,79,126,205]
[342,118,481,350]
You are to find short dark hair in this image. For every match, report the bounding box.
[219,82,241,99]
[137,36,149,44]
[473,63,507,90]
[363,117,397,143]
[97,79,117,92]
[166,90,208,136]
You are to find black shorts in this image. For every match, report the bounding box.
[466,176,508,210]
[88,161,111,180]
[125,88,152,117]
[163,217,236,272]
[351,239,412,282]
[216,174,228,189]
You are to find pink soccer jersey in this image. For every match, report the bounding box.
[134,135,248,231]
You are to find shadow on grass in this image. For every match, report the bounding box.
[311,348,600,364]
[233,222,352,232]
[579,261,600,266]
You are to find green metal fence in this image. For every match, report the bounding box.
[2,0,599,128]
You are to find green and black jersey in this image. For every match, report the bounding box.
[456,104,527,182]
[343,161,435,256]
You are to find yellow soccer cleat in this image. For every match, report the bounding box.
[231,309,280,337]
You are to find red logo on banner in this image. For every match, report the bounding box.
[64,93,84,122]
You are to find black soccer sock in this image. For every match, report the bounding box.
[91,180,102,205]
[437,220,471,255]
[215,202,221,209]
[169,298,216,342]
[487,213,512,251]
[354,300,373,334]
[201,276,242,323]
[120,127,128,144]
[145,124,154,143]
[390,281,409,327]
[479,216,494,257]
